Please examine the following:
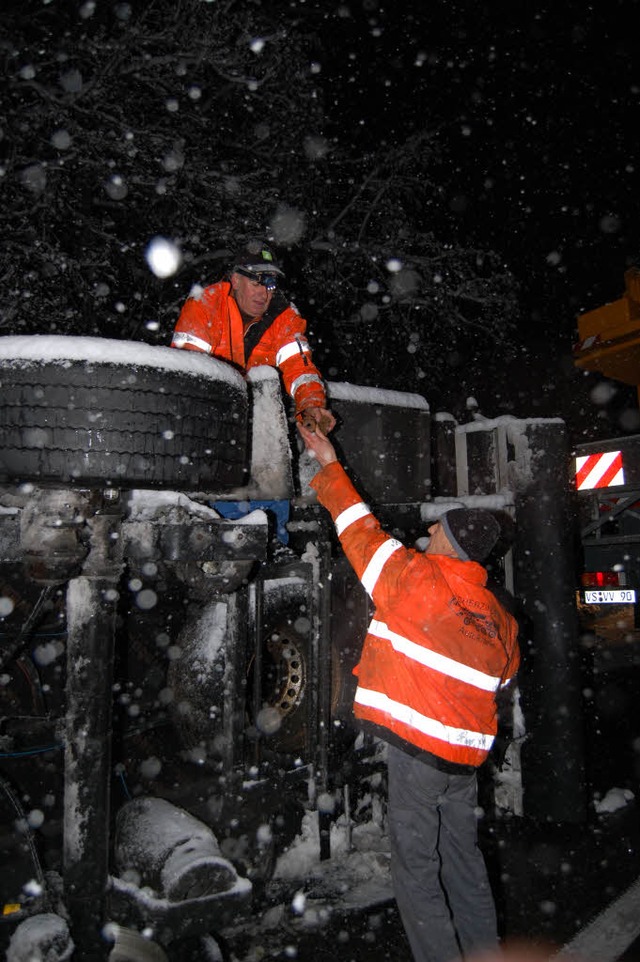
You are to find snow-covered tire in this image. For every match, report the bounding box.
[0,336,248,490]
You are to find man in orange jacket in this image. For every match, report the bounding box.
[298,422,520,962]
[171,240,335,434]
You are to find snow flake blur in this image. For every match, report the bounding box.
[145,238,182,278]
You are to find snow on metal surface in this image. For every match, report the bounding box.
[115,797,239,901]
[125,490,268,528]
[421,494,514,521]
[243,366,293,500]
[62,578,98,864]
[327,380,429,410]
[126,490,224,522]
[187,600,228,667]
[457,414,566,432]
[109,871,252,905]
[7,912,74,962]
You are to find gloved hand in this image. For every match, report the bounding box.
[298,406,336,434]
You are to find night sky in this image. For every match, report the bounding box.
[321,2,638,318]
[316,1,639,431]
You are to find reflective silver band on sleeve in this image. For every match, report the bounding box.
[290,372,323,399]
[171,332,212,354]
[335,502,371,536]
[276,338,310,366]
[361,539,402,597]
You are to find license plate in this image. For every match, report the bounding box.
[583,589,637,604]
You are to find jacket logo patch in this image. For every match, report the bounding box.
[448,596,498,642]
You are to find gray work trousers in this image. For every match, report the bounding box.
[387,745,499,962]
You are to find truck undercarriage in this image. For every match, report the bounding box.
[0,335,585,960]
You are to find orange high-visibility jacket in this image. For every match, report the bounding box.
[311,462,520,768]
[171,281,327,414]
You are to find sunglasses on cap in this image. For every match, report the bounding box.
[234,267,279,292]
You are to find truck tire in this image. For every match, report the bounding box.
[0,336,248,491]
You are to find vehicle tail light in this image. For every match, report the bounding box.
[581,571,622,588]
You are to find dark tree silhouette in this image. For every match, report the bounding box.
[0,0,519,400]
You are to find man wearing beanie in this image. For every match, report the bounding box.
[298,423,520,962]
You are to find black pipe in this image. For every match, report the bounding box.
[63,511,123,960]
[512,421,588,823]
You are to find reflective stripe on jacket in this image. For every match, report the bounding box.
[311,462,520,768]
[171,281,326,413]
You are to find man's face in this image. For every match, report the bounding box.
[425,521,459,558]
[231,271,274,320]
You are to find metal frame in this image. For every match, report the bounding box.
[579,485,640,546]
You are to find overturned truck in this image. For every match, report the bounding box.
[0,336,584,961]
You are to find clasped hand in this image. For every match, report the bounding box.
[297,422,337,468]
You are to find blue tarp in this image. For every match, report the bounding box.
[212,499,291,544]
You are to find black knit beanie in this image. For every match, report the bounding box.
[441,508,500,562]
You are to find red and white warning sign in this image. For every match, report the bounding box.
[575,450,625,490]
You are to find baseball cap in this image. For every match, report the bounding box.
[231,241,284,278]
